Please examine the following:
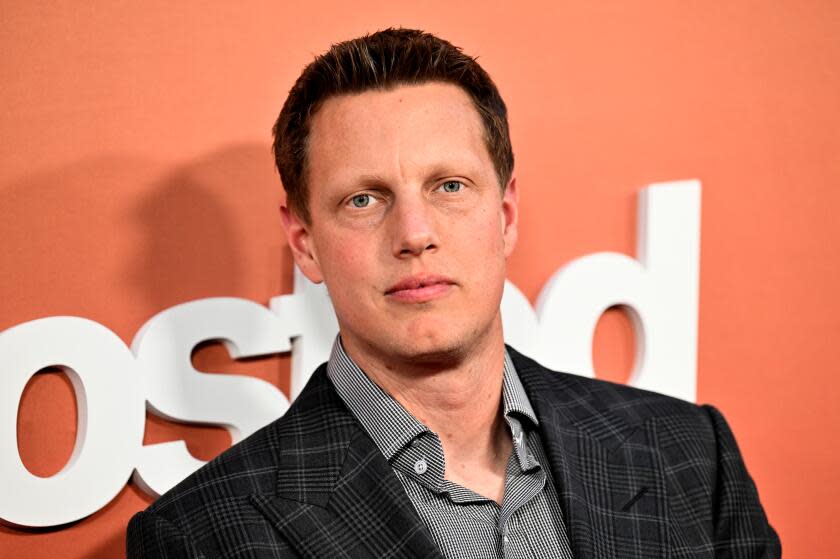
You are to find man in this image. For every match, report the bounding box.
[127,29,780,558]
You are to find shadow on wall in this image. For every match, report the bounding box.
[130,156,243,310]
[0,143,290,332]
[131,143,290,311]
[132,144,294,460]
[1,144,293,557]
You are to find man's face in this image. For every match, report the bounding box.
[283,82,518,367]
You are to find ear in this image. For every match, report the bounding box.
[501,177,519,258]
[280,205,324,284]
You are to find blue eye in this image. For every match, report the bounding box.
[350,194,371,208]
[441,181,463,193]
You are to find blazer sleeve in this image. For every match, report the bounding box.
[127,509,208,559]
[703,405,782,557]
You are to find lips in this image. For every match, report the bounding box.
[385,274,456,303]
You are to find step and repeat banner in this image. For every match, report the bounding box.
[2,3,838,557]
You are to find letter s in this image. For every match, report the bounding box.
[132,298,292,497]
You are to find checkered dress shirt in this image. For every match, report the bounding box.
[327,338,574,558]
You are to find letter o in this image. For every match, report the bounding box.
[0,317,144,527]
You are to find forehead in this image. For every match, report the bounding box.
[306,82,492,189]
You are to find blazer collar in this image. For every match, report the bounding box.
[252,349,672,558]
[509,346,671,559]
[250,365,442,559]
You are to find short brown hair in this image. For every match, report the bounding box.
[273,28,514,222]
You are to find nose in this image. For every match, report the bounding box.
[390,195,438,258]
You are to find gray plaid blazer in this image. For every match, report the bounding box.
[127,347,780,558]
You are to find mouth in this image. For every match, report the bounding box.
[385,274,456,303]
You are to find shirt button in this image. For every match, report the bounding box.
[413,458,428,475]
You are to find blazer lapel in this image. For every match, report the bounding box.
[250,366,442,559]
[252,351,671,558]
[511,348,670,559]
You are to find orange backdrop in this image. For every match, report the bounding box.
[2,2,838,557]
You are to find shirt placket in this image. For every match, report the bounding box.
[501,513,535,559]
[497,417,545,559]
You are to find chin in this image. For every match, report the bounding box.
[342,307,503,370]
[398,338,465,365]
[379,345,466,374]
[389,321,494,369]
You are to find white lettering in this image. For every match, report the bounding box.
[533,180,700,400]
[0,182,701,526]
[131,298,292,497]
[0,318,144,527]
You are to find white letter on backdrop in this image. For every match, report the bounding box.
[534,180,701,401]
[500,280,543,358]
[132,298,292,497]
[270,267,339,400]
[0,317,144,527]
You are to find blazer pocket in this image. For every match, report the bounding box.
[620,486,649,512]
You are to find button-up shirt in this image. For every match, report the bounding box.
[327,338,574,558]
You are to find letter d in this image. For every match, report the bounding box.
[536,180,701,402]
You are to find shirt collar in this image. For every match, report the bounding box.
[501,350,539,427]
[326,336,539,461]
[327,337,425,459]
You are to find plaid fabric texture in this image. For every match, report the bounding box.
[326,338,574,558]
[127,346,780,558]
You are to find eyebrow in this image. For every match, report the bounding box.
[327,164,484,210]
[352,174,391,188]
[346,163,477,188]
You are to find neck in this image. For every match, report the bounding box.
[341,318,512,500]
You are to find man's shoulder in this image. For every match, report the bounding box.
[507,346,780,556]
[128,364,366,556]
[142,363,356,517]
[506,345,713,438]
[144,411,281,516]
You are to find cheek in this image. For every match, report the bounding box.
[315,234,377,298]
[454,207,506,257]
[323,251,365,285]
